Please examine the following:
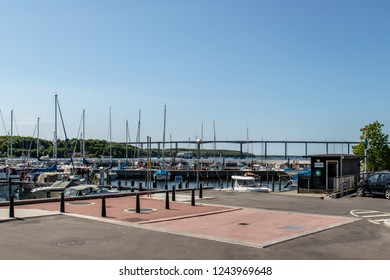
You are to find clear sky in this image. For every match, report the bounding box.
[0,0,389,155]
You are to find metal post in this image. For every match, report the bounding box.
[60,192,65,213]
[172,185,176,201]
[9,195,14,218]
[191,189,195,206]
[199,183,203,199]
[136,193,141,213]
[165,191,170,210]
[101,196,106,217]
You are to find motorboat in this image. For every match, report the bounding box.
[153,170,170,181]
[231,175,271,192]
[64,184,119,197]
[30,177,84,199]
[0,166,20,181]
[284,170,311,189]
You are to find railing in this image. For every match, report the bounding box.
[333,175,357,196]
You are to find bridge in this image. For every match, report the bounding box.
[122,140,361,159]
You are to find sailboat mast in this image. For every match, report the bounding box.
[82,109,86,158]
[37,117,40,159]
[109,107,112,162]
[10,109,13,164]
[125,120,129,161]
[247,126,249,158]
[54,94,58,160]
[162,105,166,167]
[136,110,141,158]
[213,121,217,156]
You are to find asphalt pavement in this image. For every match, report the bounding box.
[0,190,389,260]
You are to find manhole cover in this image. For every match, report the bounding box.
[279,225,304,231]
[67,202,95,206]
[57,240,87,247]
[238,223,250,226]
[125,208,157,214]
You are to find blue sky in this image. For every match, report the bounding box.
[0,0,389,155]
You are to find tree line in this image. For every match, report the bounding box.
[0,136,246,159]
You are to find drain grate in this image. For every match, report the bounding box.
[279,225,304,231]
[57,240,87,247]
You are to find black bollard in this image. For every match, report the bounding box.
[199,183,203,199]
[101,196,106,217]
[186,181,189,189]
[172,185,176,202]
[9,195,14,218]
[8,178,12,199]
[191,189,195,206]
[136,193,141,213]
[179,182,182,190]
[165,191,170,210]
[139,182,143,191]
[153,181,157,189]
[165,184,168,190]
[60,192,65,213]
[131,180,135,187]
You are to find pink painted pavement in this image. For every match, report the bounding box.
[1,195,359,248]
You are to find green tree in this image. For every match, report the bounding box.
[353,121,390,171]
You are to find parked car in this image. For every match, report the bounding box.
[356,171,390,199]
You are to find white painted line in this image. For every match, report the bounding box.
[361,213,390,218]
[353,211,380,215]
[369,219,390,223]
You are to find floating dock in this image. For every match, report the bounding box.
[115,169,290,181]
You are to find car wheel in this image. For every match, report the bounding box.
[385,189,390,200]
[356,187,365,197]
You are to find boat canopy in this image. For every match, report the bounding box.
[154,170,169,175]
[293,170,311,181]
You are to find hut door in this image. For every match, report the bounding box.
[326,161,339,190]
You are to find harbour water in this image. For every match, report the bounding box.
[0,177,289,202]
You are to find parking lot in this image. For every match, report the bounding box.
[0,190,389,260]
